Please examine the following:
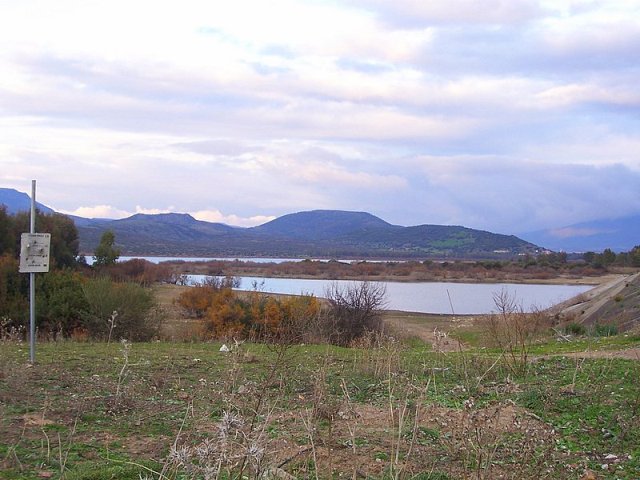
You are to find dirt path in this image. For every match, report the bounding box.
[383,311,472,352]
[558,347,640,361]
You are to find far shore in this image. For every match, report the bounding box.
[92,254,635,287]
[176,269,620,286]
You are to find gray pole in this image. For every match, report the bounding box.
[30,180,36,364]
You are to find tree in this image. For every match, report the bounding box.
[0,206,15,256]
[601,248,616,266]
[13,210,80,268]
[631,245,640,268]
[93,230,120,267]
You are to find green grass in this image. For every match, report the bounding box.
[527,333,640,355]
[1,337,639,479]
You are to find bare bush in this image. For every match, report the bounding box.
[199,275,240,290]
[323,281,387,346]
[167,410,270,480]
[482,289,550,376]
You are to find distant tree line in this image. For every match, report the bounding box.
[582,247,640,268]
[166,247,640,285]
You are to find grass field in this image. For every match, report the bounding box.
[1,332,640,479]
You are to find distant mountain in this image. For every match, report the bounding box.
[78,213,245,256]
[0,187,542,259]
[0,188,55,215]
[75,210,539,259]
[522,215,640,252]
[251,210,396,240]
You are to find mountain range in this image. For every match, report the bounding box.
[76,210,538,259]
[3,187,636,256]
[521,216,640,253]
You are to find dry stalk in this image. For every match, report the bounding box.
[115,339,131,399]
[58,417,78,479]
[300,408,320,480]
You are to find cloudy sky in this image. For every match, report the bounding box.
[1,0,639,234]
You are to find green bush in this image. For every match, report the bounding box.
[592,323,618,337]
[37,270,88,336]
[0,254,28,330]
[82,277,163,341]
[564,322,586,336]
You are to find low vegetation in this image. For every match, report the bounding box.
[1,331,639,479]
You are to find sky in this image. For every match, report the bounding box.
[0,0,639,234]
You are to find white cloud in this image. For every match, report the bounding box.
[60,205,131,219]
[134,206,176,215]
[192,209,276,227]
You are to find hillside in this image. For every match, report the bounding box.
[0,188,54,215]
[74,209,538,259]
[252,210,395,240]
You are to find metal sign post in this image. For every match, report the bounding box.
[18,180,50,364]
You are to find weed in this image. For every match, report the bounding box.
[564,322,586,336]
[593,323,619,337]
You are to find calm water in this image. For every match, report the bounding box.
[187,275,592,315]
[118,256,306,264]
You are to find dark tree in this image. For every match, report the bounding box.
[0,206,14,256]
[13,211,80,268]
[93,230,121,267]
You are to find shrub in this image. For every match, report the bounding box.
[0,254,28,331]
[100,258,173,285]
[247,293,321,344]
[82,277,163,341]
[177,282,321,342]
[564,322,586,336]
[481,289,551,376]
[202,287,249,339]
[176,277,239,318]
[592,323,618,337]
[323,281,387,346]
[176,284,217,318]
[37,270,88,337]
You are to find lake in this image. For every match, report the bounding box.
[117,256,307,264]
[187,274,592,315]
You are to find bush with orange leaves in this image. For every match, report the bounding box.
[247,292,321,343]
[176,282,320,342]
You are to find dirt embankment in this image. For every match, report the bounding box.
[551,272,640,331]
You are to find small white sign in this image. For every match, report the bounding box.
[19,233,51,273]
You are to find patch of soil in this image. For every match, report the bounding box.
[561,347,640,361]
[22,413,55,427]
